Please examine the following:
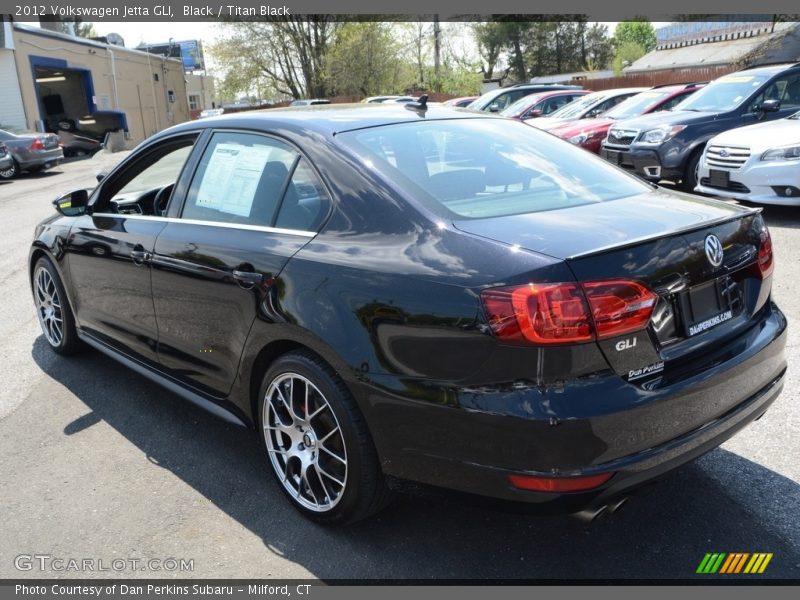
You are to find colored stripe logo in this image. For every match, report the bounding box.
[696,553,773,574]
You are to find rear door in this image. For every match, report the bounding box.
[151,130,331,397]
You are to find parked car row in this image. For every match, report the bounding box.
[467,62,800,207]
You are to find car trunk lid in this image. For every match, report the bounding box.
[457,189,771,384]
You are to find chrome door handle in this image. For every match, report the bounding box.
[232,270,263,288]
[130,248,151,265]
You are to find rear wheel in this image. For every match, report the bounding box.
[0,159,19,180]
[32,257,81,355]
[257,351,392,525]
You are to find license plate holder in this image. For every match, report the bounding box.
[679,278,736,337]
[607,150,621,165]
[709,169,730,188]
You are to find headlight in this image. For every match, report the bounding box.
[639,125,687,145]
[567,133,588,145]
[760,145,800,161]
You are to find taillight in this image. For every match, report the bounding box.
[481,283,593,345]
[481,279,657,345]
[30,138,45,151]
[582,280,657,339]
[757,228,774,279]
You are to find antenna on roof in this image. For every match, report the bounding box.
[405,94,429,113]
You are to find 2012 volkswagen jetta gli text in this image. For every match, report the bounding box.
[29,104,786,524]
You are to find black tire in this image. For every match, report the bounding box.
[32,256,82,355]
[0,159,19,180]
[680,148,704,192]
[257,350,393,525]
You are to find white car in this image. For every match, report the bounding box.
[696,111,800,205]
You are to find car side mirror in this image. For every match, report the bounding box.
[761,98,781,113]
[53,189,89,216]
[488,103,501,113]
[524,109,543,119]
[96,170,108,183]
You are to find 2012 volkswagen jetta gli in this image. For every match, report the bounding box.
[29,104,787,524]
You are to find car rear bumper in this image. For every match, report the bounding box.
[363,303,787,512]
[18,149,64,171]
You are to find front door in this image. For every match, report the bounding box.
[67,136,198,365]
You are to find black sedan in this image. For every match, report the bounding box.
[29,103,786,524]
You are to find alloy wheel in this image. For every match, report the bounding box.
[34,266,63,347]
[262,373,348,512]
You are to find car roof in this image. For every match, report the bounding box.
[738,62,800,76]
[160,103,498,139]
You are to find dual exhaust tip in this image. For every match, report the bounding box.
[572,496,629,523]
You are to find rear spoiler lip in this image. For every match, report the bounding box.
[565,206,763,261]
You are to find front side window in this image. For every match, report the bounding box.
[338,118,650,220]
[95,137,197,215]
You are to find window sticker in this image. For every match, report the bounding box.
[196,143,272,217]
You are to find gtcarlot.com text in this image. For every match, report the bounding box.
[14,554,193,573]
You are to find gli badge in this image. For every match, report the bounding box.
[705,234,724,268]
[615,337,637,352]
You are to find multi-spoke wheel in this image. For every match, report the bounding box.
[258,352,393,524]
[263,373,348,512]
[32,257,81,355]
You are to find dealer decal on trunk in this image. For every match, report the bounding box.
[688,310,733,337]
[628,361,665,381]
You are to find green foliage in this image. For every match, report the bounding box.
[613,20,657,53]
[612,41,647,75]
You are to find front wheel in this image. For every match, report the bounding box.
[257,351,392,525]
[32,257,81,355]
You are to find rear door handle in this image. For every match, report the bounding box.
[130,246,151,265]
[232,270,264,288]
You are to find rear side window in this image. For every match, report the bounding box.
[338,119,650,220]
[274,158,331,232]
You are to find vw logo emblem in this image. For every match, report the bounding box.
[719,148,730,158]
[704,234,724,268]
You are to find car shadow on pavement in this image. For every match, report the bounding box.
[761,205,800,230]
[30,336,800,581]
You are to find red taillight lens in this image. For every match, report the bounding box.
[482,283,593,344]
[30,138,45,151]
[508,472,614,492]
[757,229,774,279]
[582,280,657,339]
[481,279,656,345]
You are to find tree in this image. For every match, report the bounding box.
[326,22,413,97]
[211,18,340,100]
[472,22,506,80]
[60,19,97,38]
[612,41,647,75]
[613,20,657,53]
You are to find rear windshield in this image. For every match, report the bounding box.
[547,93,605,119]
[337,118,650,219]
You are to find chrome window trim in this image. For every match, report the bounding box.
[89,213,316,238]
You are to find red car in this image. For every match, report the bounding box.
[548,82,706,153]
[499,89,590,120]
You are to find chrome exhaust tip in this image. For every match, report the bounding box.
[607,496,629,514]
[572,504,608,523]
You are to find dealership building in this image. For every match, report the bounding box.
[0,17,192,145]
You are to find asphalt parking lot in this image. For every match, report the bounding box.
[0,156,798,580]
